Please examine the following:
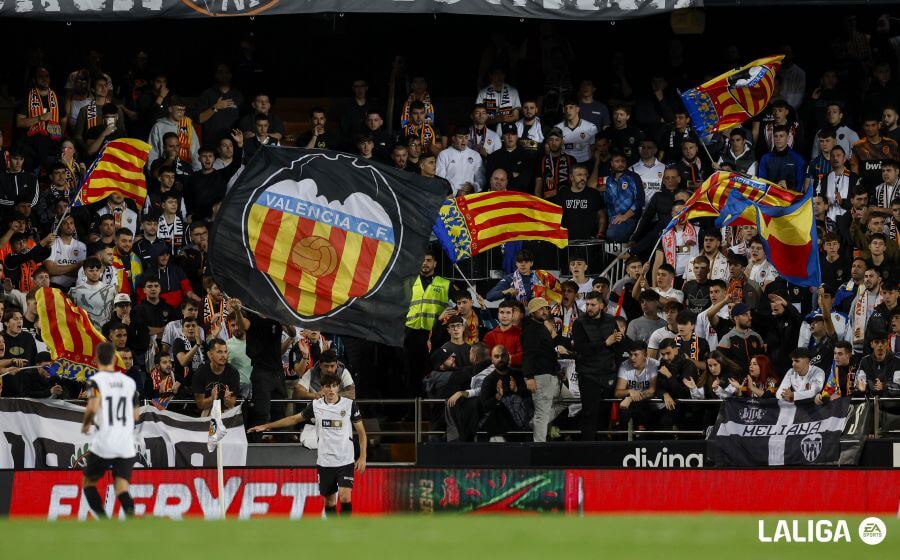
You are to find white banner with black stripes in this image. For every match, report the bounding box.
[0,399,247,469]
[711,397,869,466]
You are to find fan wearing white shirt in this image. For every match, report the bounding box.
[475,67,521,126]
[436,130,484,196]
[44,214,85,289]
[499,99,544,151]
[614,342,660,427]
[747,237,778,289]
[776,348,826,402]
[629,138,666,199]
[556,100,598,164]
[468,104,501,157]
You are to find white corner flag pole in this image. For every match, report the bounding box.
[211,399,226,519]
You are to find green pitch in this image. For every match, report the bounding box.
[1,515,897,559]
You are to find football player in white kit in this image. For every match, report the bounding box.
[248,372,367,517]
[80,342,140,518]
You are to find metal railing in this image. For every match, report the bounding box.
[53,395,897,462]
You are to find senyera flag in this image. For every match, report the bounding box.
[663,171,802,234]
[714,185,821,287]
[35,287,124,381]
[681,55,784,140]
[433,191,568,263]
[208,148,447,347]
[72,138,150,209]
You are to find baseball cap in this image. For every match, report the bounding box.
[526,297,551,314]
[731,303,750,318]
[806,312,824,324]
[431,347,454,369]
[114,293,131,306]
[546,127,564,139]
[501,123,518,136]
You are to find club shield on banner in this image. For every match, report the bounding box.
[710,397,870,467]
[208,147,446,346]
[0,399,247,469]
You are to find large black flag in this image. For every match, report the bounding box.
[208,147,447,346]
[710,398,863,466]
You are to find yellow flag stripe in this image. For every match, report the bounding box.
[95,162,145,181]
[465,194,559,212]
[758,203,813,245]
[267,212,298,287]
[332,230,363,305]
[477,221,560,240]
[472,208,562,226]
[368,239,394,291]
[247,205,268,258]
[105,148,146,168]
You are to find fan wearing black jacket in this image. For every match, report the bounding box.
[655,338,700,429]
[478,347,531,441]
[572,291,620,441]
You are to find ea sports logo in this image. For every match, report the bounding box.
[858,517,887,545]
[180,0,279,17]
[291,236,337,277]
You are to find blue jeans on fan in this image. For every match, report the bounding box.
[605,218,636,242]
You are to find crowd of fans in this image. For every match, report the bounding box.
[0,14,899,443]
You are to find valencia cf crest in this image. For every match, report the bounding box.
[243,153,401,321]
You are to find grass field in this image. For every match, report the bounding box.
[0,515,897,559]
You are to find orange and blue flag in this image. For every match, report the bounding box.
[73,138,149,209]
[663,171,802,233]
[715,184,820,287]
[433,192,568,263]
[681,55,784,140]
[35,287,124,381]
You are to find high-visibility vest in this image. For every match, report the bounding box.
[406,275,450,331]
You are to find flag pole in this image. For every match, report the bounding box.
[53,206,71,236]
[452,263,481,302]
[212,399,226,519]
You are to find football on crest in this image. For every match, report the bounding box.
[290,236,338,277]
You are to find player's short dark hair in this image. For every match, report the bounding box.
[657,263,675,276]
[409,100,426,112]
[515,249,534,262]
[561,280,579,293]
[142,274,160,286]
[789,348,811,360]
[320,372,341,388]
[309,106,326,118]
[198,145,216,156]
[319,349,339,365]
[701,229,721,242]
[883,159,900,171]
[772,124,790,135]
[2,308,22,323]
[82,257,102,270]
[708,279,728,290]
[498,299,518,310]
[639,290,660,302]
[189,220,209,234]
[115,227,133,239]
[161,192,180,203]
[96,342,117,367]
[471,342,490,363]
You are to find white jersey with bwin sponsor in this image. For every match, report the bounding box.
[87,371,138,459]
[555,119,598,163]
[302,396,361,467]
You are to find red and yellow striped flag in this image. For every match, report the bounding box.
[678,171,802,225]
[681,55,783,139]
[73,138,149,209]
[35,288,123,381]
[433,192,568,262]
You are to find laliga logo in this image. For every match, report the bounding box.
[180,0,279,17]
[758,518,886,545]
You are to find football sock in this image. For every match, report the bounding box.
[117,492,135,517]
[339,502,352,516]
[325,505,337,517]
[84,487,106,519]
